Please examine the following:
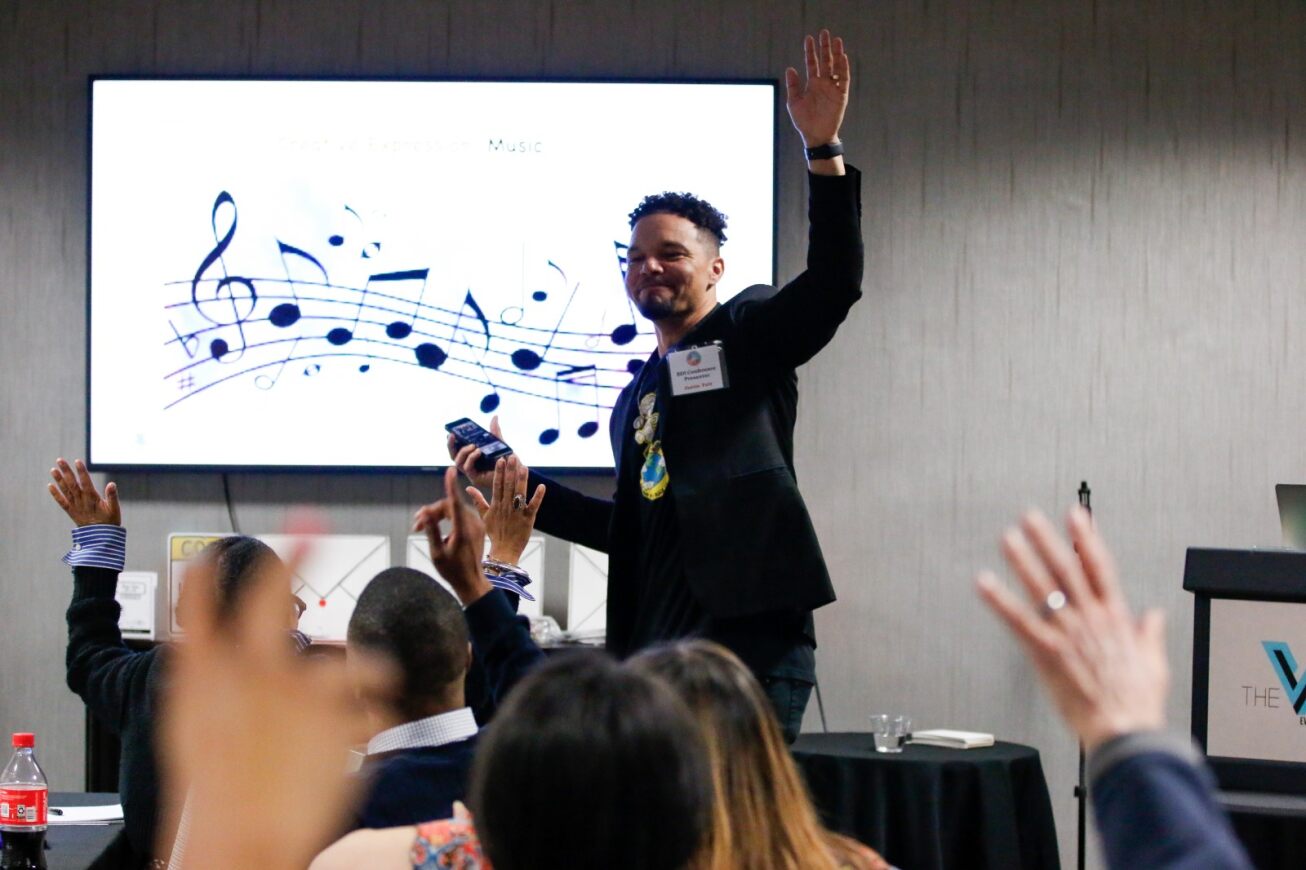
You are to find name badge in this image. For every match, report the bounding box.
[666,344,729,396]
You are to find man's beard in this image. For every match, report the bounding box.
[633,295,681,321]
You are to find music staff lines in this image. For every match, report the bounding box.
[166,278,648,349]
[164,343,619,412]
[165,312,645,381]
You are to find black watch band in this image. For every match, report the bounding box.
[804,141,844,161]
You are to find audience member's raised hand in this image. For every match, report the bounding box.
[158,529,384,870]
[976,506,1169,751]
[446,414,506,490]
[413,466,493,606]
[465,455,545,566]
[48,457,121,526]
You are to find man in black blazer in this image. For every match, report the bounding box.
[451,30,862,741]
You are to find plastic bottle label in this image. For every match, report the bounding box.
[0,786,47,827]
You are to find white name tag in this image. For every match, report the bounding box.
[666,344,729,396]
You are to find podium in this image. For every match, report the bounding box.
[1185,547,1306,793]
[1185,548,1306,868]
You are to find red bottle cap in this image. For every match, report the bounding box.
[12,733,34,748]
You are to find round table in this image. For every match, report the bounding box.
[791,734,1061,870]
[41,793,124,870]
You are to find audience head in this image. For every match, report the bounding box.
[184,535,293,629]
[632,640,867,870]
[346,567,470,723]
[470,652,711,870]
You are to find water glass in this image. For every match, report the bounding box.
[870,714,911,753]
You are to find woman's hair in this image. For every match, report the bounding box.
[469,651,711,870]
[632,640,864,870]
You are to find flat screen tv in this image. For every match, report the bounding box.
[88,77,776,471]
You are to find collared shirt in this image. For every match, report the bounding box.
[367,707,478,756]
[63,524,127,571]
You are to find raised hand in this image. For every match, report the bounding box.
[48,458,121,526]
[412,466,494,606]
[466,455,545,567]
[159,533,381,870]
[784,29,850,149]
[976,507,1169,751]
[446,414,506,491]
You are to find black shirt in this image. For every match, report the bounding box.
[622,355,815,683]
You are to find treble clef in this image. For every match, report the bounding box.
[191,191,257,363]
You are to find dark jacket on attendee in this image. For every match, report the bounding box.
[355,739,479,829]
[66,564,168,869]
[1090,732,1252,870]
[352,589,544,829]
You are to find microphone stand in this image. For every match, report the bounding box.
[1074,480,1092,870]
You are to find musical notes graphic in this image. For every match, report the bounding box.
[610,241,640,346]
[164,191,658,451]
[190,192,257,363]
[254,240,324,390]
[450,290,502,413]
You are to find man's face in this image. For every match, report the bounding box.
[625,213,725,322]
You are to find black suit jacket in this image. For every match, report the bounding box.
[529,168,864,656]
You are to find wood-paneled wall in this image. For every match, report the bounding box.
[5,2,1306,865]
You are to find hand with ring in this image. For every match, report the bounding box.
[975,506,1169,751]
[466,455,546,567]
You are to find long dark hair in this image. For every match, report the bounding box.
[633,640,871,870]
[469,652,711,870]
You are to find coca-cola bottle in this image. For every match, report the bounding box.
[0,733,47,870]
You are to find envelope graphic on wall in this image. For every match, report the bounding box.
[257,534,390,642]
[568,544,607,636]
[406,534,546,619]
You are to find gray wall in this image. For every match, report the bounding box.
[5,1,1306,866]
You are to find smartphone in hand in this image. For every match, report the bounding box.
[445,418,514,471]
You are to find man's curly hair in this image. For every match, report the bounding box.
[628,192,728,246]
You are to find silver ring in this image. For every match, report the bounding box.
[512,494,527,511]
[1040,590,1067,619]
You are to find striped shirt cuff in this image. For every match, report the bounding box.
[486,571,535,602]
[62,525,127,572]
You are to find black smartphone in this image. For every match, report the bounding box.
[445,418,514,471]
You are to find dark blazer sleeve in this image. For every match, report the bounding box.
[65,566,155,737]
[463,589,546,710]
[731,166,861,373]
[525,469,614,553]
[1090,734,1252,870]
[730,167,864,373]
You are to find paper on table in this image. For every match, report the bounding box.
[909,729,995,749]
[48,804,124,825]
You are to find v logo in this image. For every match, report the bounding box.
[1262,642,1306,713]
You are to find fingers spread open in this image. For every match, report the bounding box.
[976,572,1060,653]
[527,482,546,513]
[784,67,801,103]
[804,34,819,82]
[1066,506,1121,607]
[491,457,507,508]
[48,482,71,512]
[1021,511,1092,605]
[75,459,96,496]
[466,487,491,514]
[1000,527,1058,603]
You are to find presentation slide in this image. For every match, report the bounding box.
[90,79,775,469]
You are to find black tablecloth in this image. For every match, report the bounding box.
[41,792,123,870]
[792,734,1060,870]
